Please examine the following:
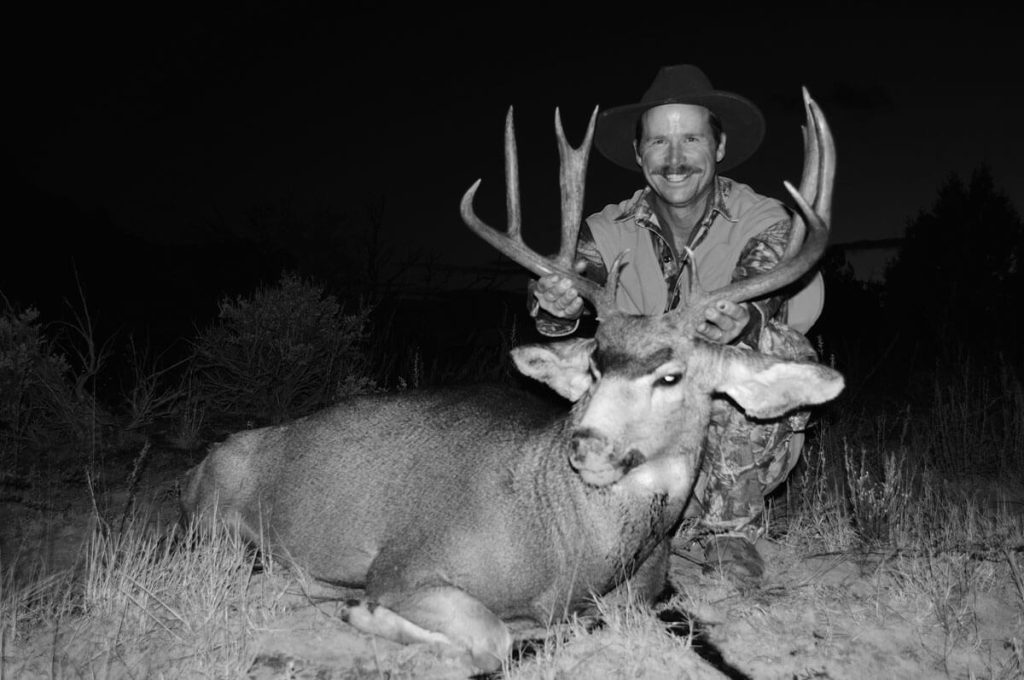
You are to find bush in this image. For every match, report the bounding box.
[0,306,91,455]
[192,272,373,425]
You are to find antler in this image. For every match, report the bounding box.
[677,87,835,328]
[460,106,623,319]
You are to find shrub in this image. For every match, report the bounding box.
[119,336,188,433]
[0,305,91,456]
[192,272,373,425]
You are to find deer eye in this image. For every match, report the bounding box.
[655,372,683,387]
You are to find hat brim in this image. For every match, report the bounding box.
[595,92,765,173]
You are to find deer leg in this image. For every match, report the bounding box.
[627,539,672,604]
[602,538,672,608]
[344,586,512,672]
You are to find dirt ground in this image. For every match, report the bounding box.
[2,442,1021,679]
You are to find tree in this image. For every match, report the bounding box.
[884,166,1023,375]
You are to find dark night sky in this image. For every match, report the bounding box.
[2,3,1022,324]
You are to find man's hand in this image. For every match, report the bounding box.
[534,261,588,319]
[696,300,751,344]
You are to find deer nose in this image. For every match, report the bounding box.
[620,448,645,471]
[569,428,612,470]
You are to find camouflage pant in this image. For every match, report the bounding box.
[679,319,817,543]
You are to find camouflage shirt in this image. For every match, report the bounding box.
[530,177,795,349]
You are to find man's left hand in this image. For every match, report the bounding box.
[696,300,750,344]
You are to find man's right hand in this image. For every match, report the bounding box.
[533,260,588,319]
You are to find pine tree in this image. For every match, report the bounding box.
[885,166,1023,374]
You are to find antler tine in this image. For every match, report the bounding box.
[555,105,623,319]
[592,250,630,319]
[797,88,822,212]
[807,91,834,225]
[677,89,835,328]
[504,107,522,241]
[554,106,598,269]
[783,88,821,260]
[460,107,605,305]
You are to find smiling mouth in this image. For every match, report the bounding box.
[660,169,698,183]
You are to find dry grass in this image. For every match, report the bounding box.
[503,595,706,680]
[775,425,1024,679]
[1,510,291,679]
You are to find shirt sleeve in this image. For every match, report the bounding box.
[731,212,792,347]
[529,222,608,338]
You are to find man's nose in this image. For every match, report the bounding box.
[667,141,685,165]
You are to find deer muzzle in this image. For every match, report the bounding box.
[569,428,645,487]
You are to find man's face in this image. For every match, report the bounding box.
[634,104,727,211]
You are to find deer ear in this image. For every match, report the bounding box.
[511,338,596,402]
[716,351,844,419]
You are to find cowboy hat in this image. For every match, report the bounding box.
[595,64,765,173]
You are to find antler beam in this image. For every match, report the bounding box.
[460,106,621,318]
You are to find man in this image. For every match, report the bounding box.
[529,64,824,583]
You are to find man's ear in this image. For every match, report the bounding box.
[715,347,844,419]
[511,338,596,402]
[716,131,728,164]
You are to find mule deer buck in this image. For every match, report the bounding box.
[181,89,842,672]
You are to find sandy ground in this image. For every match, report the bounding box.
[2,443,1021,679]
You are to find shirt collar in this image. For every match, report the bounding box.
[613,176,738,228]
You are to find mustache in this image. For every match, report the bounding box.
[657,165,700,177]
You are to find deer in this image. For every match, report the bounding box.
[180,88,842,673]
